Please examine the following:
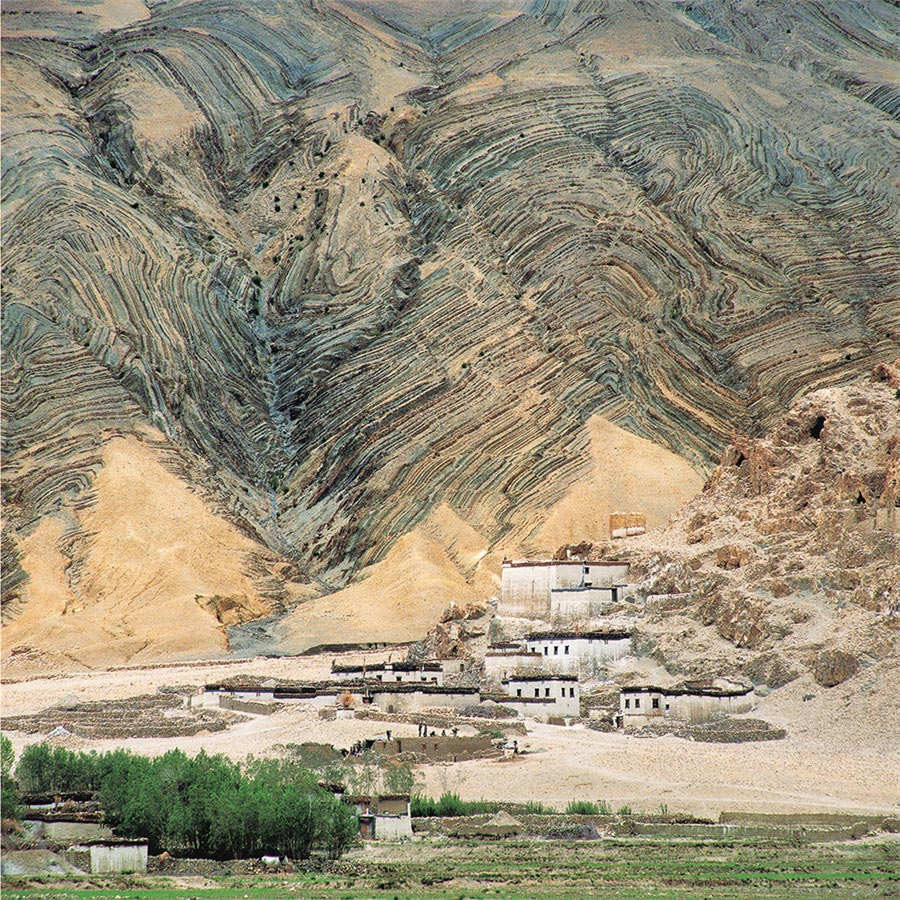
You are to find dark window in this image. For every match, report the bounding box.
[564,646,570,654]
[554,646,558,655]
[569,688,575,697]
[545,687,551,697]
[665,703,670,711]
[516,689,522,697]
[635,698,640,708]
[544,647,549,655]
[534,688,540,697]
[652,698,660,709]
[625,698,630,709]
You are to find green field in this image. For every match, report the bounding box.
[3,838,899,899]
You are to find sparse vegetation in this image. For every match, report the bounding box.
[565,800,601,815]
[410,792,501,817]
[2,838,895,898]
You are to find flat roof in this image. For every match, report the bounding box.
[524,630,632,641]
[502,559,629,568]
[484,650,542,658]
[550,586,620,593]
[621,685,752,698]
[68,839,148,847]
[331,662,441,673]
[502,674,579,682]
[370,685,478,695]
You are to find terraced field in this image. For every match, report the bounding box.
[3,838,899,899]
[2,0,898,663]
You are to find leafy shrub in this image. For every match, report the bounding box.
[410,793,501,817]
[565,800,600,815]
[521,800,556,815]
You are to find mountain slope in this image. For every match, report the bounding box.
[2,0,898,664]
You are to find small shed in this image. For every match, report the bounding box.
[65,839,148,874]
[345,794,412,840]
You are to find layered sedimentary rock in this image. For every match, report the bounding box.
[2,0,898,663]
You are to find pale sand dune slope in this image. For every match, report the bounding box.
[3,436,277,670]
[275,517,485,653]
[526,415,704,552]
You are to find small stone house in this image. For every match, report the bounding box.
[65,839,148,874]
[502,673,580,717]
[331,661,444,685]
[524,630,632,675]
[617,683,754,725]
[345,794,412,840]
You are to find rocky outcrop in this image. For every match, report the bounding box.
[2,1,899,662]
[812,650,860,688]
[572,371,900,688]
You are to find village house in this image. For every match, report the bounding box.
[345,794,412,840]
[64,838,148,874]
[365,733,499,762]
[367,684,478,714]
[330,661,444,685]
[502,673,580,717]
[483,642,543,682]
[498,559,629,619]
[197,682,478,715]
[616,683,754,726]
[524,630,632,676]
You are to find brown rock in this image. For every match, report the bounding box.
[765,579,791,598]
[812,650,859,687]
[553,540,593,560]
[716,545,752,569]
[697,593,770,649]
[743,651,798,688]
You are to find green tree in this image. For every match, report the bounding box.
[15,742,52,792]
[321,795,358,859]
[1,734,19,820]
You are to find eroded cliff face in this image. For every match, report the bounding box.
[592,369,899,691]
[2,0,898,666]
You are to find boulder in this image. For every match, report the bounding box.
[812,650,859,687]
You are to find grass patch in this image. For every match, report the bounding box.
[2,838,897,899]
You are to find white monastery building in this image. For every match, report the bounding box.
[483,643,543,682]
[498,559,629,619]
[524,630,632,675]
[502,673,580,717]
[617,683,754,726]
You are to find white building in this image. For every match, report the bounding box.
[368,685,479,714]
[502,674,580,717]
[617,684,754,726]
[524,630,632,676]
[498,559,629,619]
[66,840,148,874]
[330,661,444,685]
[549,585,625,620]
[347,795,413,840]
[483,643,543,682]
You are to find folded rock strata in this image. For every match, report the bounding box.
[2,0,898,663]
